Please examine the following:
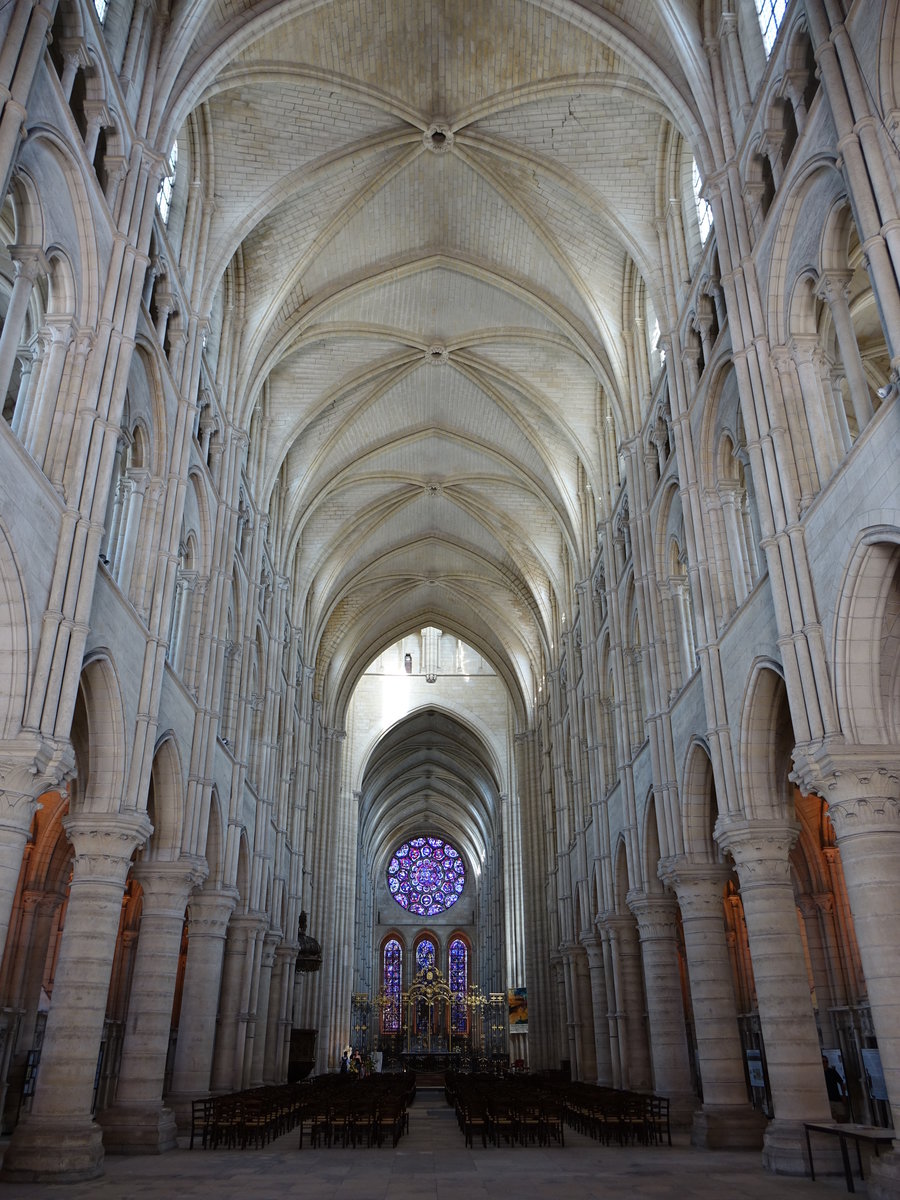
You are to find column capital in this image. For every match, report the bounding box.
[131,857,207,913]
[63,811,153,885]
[187,887,239,937]
[626,890,680,939]
[714,816,799,884]
[658,856,732,914]
[9,244,50,281]
[791,743,900,838]
[0,735,74,817]
[597,913,636,941]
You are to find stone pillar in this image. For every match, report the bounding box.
[0,248,47,405]
[793,754,900,1200]
[561,944,586,1080]
[817,272,874,429]
[2,812,152,1183]
[573,944,597,1082]
[0,739,71,955]
[210,913,258,1093]
[598,921,623,1087]
[582,935,613,1085]
[661,859,766,1148]
[605,914,652,1090]
[166,888,237,1128]
[715,817,832,1174]
[165,888,236,1118]
[249,931,279,1087]
[264,944,293,1083]
[550,955,571,1072]
[628,891,696,1125]
[97,860,205,1154]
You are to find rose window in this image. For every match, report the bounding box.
[387,836,466,916]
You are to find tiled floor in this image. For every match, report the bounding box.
[0,1091,857,1199]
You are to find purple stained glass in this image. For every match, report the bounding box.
[450,938,468,1034]
[387,836,466,916]
[416,939,436,970]
[383,938,402,1033]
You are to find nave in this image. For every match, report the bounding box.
[0,1086,849,1200]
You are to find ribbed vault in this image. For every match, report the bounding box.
[160,0,709,731]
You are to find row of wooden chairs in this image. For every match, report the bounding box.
[189,1082,310,1150]
[545,1080,672,1147]
[296,1072,417,1149]
[445,1073,566,1148]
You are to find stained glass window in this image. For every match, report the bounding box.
[382,938,401,1033]
[156,140,178,224]
[449,938,468,1034]
[693,159,712,244]
[416,938,436,971]
[387,835,466,916]
[756,0,787,56]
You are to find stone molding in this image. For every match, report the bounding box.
[0,736,74,826]
[626,891,680,940]
[130,858,208,914]
[62,812,154,886]
[713,816,799,884]
[658,857,732,916]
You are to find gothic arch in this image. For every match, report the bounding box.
[681,737,719,862]
[832,528,900,745]
[0,521,30,739]
[612,836,634,914]
[70,654,128,814]
[146,734,185,859]
[738,659,795,821]
[202,787,226,887]
[640,792,666,891]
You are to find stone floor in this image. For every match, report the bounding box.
[0,1091,863,1199]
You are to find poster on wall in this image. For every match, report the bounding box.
[861,1047,888,1101]
[508,987,527,1034]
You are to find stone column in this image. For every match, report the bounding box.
[598,921,623,1087]
[660,858,766,1148]
[715,817,832,1174]
[582,935,613,1085]
[2,812,152,1183]
[793,753,900,1200]
[605,914,652,1090]
[627,891,696,1125]
[817,272,874,429]
[166,888,237,1128]
[97,859,205,1154]
[0,247,47,405]
[249,931,279,1087]
[0,739,72,955]
[561,944,585,1080]
[210,913,258,1093]
[264,944,294,1083]
[573,944,597,1082]
[550,955,571,1072]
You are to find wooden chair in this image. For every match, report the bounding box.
[189,1096,214,1149]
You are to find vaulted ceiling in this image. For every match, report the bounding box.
[158,0,711,715]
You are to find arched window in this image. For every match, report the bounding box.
[387,836,466,916]
[156,140,178,223]
[415,937,436,971]
[756,0,787,56]
[692,159,712,245]
[93,0,108,21]
[449,938,468,1034]
[382,938,402,1033]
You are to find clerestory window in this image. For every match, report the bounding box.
[156,140,178,223]
[756,0,788,56]
[693,159,712,244]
